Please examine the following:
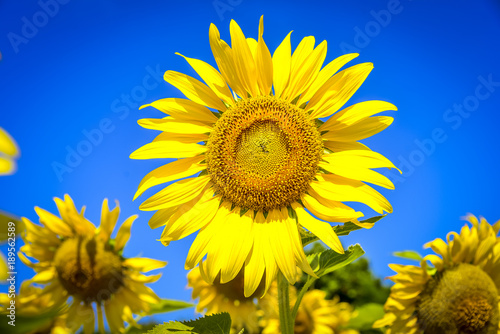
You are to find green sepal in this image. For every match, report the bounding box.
[148,313,232,334]
[393,250,423,262]
[148,299,194,315]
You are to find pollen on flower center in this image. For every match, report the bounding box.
[54,236,124,303]
[206,95,323,212]
[417,263,499,334]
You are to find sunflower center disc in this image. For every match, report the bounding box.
[207,96,323,212]
[417,263,499,334]
[54,236,124,303]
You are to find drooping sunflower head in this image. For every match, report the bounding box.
[0,281,70,334]
[188,265,269,333]
[20,195,167,334]
[374,214,500,334]
[0,127,19,176]
[132,16,398,296]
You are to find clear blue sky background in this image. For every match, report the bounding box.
[1,0,500,326]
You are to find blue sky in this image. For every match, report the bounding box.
[1,0,500,325]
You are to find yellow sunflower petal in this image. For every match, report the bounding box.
[160,191,219,244]
[297,53,359,106]
[281,207,316,278]
[320,161,394,189]
[98,198,120,241]
[185,202,229,270]
[209,23,247,98]
[230,19,259,97]
[138,117,212,134]
[123,257,167,272]
[244,222,266,297]
[152,131,208,144]
[320,100,397,132]
[302,192,363,222]
[324,140,371,152]
[130,141,206,160]
[148,205,180,229]
[140,175,210,211]
[0,157,15,175]
[134,155,205,200]
[34,206,73,237]
[292,202,344,254]
[114,215,137,251]
[0,127,19,157]
[54,195,95,236]
[30,267,57,284]
[267,209,297,284]
[286,38,327,102]
[307,62,373,119]
[104,297,125,334]
[312,174,392,214]
[177,53,234,106]
[255,16,273,95]
[321,116,393,142]
[215,209,254,283]
[140,98,218,124]
[259,211,279,295]
[164,71,226,111]
[272,31,292,98]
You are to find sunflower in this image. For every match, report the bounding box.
[19,195,167,334]
[188,265,274,333]
[132,16,398,296]
[0,127,19,176]
[374,214,500,334]
[262,289,358,334]
[0,281,70,333]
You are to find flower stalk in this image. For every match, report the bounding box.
[278,272,294,334]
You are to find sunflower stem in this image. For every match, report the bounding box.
[278,272,294,334]
[291,276,316,320]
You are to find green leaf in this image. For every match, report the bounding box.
[301,215,386,246]
[345,303,386,331]
[307,244,365,277]
[393,250,423,262]
[148,299,194,315]
[0,306,63,334]
[0,210,24,242]
[148,313,232,334]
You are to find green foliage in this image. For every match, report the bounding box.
[393,250,423,262]
[345,303,386,333]
[300,243,391,307]
[0,307,62,334]
[148,313,233,334]
[307,244,365,277]
[300,215,386,246]
[148,299,194,315]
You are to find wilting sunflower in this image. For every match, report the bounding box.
[262,289,358,334]
[20,195,166,334]
[132,16,398,296]
[188,265,273,333]
[374,214,500,334]
[0,127,19,176]
[0,281,70,333]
